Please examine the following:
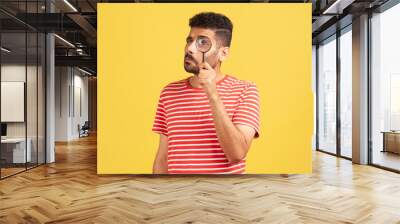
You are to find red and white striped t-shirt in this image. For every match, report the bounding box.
[152,74,260,174]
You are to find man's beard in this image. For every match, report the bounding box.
[184,54,200,74]
[184,53,217,75]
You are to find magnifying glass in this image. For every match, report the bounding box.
[195,36,212,63]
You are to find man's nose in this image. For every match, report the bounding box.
[187,41,197,54]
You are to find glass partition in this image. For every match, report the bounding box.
[0,1,46,179]
[1,30,28,177]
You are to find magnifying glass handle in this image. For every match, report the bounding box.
[202,53,205,63]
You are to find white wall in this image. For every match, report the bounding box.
[1,64,40,137]
[1,65,26,133]
[55,67,70,141]
[72,73,89,138]
[1,82,25,122]
[55,67,89,141]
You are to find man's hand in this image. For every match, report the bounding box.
[198,62,217,97]
[153,134,168,174]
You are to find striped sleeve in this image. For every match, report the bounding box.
[152,89,168,136]
[232,83,260,138]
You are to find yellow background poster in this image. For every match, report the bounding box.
[98,3,313,174]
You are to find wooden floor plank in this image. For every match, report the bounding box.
[0,133,400,223]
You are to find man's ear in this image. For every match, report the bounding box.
[218,47,230,62]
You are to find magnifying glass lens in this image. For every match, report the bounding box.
[196,36,212,53]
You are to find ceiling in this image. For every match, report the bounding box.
[0,0,395,75]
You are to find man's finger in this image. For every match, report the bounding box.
[198,72,208,79]
[198,63,206,70]
[199,71,212,78]
[203,62,212,70]
[199,62,211,70]
[199,67,208,73]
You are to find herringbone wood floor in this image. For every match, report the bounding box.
[1,134,400,224]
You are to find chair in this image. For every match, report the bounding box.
[78,121,90,138]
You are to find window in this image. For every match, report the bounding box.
[371,2,400,171]
[317,35,337,154]
[339,27,352,158]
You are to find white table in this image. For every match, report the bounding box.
[1,138,31,163]
[381,131,400,154]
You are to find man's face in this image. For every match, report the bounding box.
[184,27,221,75]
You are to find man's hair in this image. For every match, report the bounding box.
[189,12,233,47]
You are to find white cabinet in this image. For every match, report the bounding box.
[1,138,32,163]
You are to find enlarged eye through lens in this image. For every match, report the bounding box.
[195,36,212,53]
